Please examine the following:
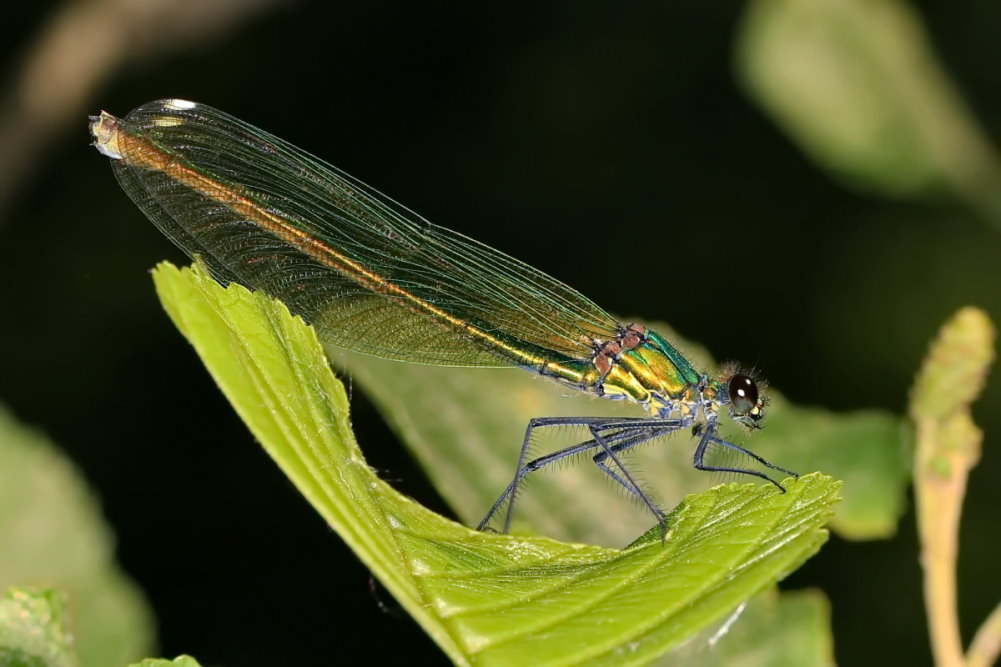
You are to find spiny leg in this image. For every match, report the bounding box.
[498,421,669,533]
[587,422,687,504]
[590,428,668,503]
[513,420,685,532]
[588,424,673,533]
[477,417,682,533]
[709,434,799,479]
[478,416,618,532]
[477,436,602,532]
[692,424,798,492]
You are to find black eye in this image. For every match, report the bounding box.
[728,374,758,415]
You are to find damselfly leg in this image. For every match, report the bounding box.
[477,416,687,533]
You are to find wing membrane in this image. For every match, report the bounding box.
[109,99,622,367]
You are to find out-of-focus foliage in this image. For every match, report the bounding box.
[0,406,153,667]
[910,308,996,667]
[0,587,77,667]
[663,589,833,667]
[738,0,1001,223]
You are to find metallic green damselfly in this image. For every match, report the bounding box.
[90,99,797,535]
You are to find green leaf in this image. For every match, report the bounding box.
[333,325,907,544]
[127,657,202,667]
[0,406,154,667]
[0,587,77,667]
[736,0,1001,223]
[664,588,834,666]
[152,261,840,665]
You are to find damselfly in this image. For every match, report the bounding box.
[90,99,797,535]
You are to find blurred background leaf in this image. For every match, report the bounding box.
[663,588,833,666]
[0,0,278,222]
[0,406,154,667]
[737,0,1001,222]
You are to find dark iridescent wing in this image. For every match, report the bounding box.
[102,99,622,367]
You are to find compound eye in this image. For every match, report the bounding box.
[728,374,759,415]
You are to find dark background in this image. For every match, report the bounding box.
[2,1,1000,664]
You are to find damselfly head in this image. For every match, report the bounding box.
[718,363,767,429]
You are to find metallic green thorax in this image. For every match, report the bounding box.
[539,327,702,415]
